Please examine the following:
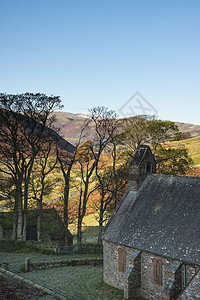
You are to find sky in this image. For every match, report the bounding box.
[1,0,200,124]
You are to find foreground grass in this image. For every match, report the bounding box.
[0,252,146,300]
[24,265,125,300]
[0,252,126,300]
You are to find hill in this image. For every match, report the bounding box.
[166,135,200,166]
[54,111,200,144]
[0,108,76,154]
[175,122,200,138]
[54,112,95,145]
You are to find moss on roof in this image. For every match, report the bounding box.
[103,174,200,265]
[0,208,66,239]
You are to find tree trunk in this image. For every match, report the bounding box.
[22,159,35,241]
[98,199,104,244]
[58,154,74,246]
[98,217,104,244]
[22,181,29,241]
[22,212,27,241]
[12,202,18,240]
[77,215,83,248]
[37,192,43,242]
[63,176,70,244]
[77,189,83,247]
[37,175,46,242]
[16,180,23,240]
[17,205,23,240]
[37,213,41,242]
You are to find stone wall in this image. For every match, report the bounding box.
[124,250,141,299]
[178,270,200,300]
[103,240,133,290]
[103,240,200,300]
[139,252,198,300]
[29,258,103,271]
[184,264,199,286]
[140,252,175,300]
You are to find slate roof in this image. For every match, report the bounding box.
[103,174,200,265]
[130,145,154,164]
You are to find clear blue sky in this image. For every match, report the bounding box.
[1,0,200,124]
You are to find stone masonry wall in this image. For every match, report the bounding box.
[184,264,199,286]
[140,252,174,300]
[178,270,200,300]
[103,241,133,290]
[124,252,141,299]
[139,252,199,300]
[103,240,199,300]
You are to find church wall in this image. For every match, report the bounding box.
[184,264,199,286]
[103,240,133,290]
[103,240,199,300]
[137,252,198,300]
[178,271,200,300]
[140,252,174,300]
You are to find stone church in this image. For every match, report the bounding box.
[102,145,200,300]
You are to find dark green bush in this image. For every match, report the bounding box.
[0,239,55,254]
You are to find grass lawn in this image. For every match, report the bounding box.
[0,252,127,300]
[24,265,125,300]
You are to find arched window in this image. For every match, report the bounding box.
[153,259,163,286]
[118,248,126,273]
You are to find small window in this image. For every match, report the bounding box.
[182,264,187,288]
[118,248,126,273]
[146,162,152,173]
[153,259,163,286]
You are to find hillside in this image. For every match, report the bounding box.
[54,112,95,145]
[166,136,200,166]
[54,111,200,144]
[175,122,200,138]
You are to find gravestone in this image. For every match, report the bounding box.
[25,258,31,272]
[0,224,3,239]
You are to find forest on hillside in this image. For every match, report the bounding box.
[0,93,199,245]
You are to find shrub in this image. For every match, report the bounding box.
[0,239,56,254]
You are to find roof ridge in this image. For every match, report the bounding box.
[150,173,200,180]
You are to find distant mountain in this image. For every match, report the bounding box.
[54,112,95,145]
[75,113,91,119]
[54,111,200,144]
[175,122,200,138]
[0,108,76,154]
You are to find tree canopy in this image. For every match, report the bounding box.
[0,93,63,240]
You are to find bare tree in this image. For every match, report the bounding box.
[0,93,62,240]
[29,136,58,241]
[74,140,97,246]
[73,107,119,245]
[56,123,87,245]
[94,152,128,243]
[89,108,125,242]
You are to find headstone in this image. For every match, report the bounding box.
[0,224,3,239]
[25,258,30,272]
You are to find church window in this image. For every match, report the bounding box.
[146,162,152,173]
[183,264,187,288]
[153,259,163,286]
[118,248,126,273]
